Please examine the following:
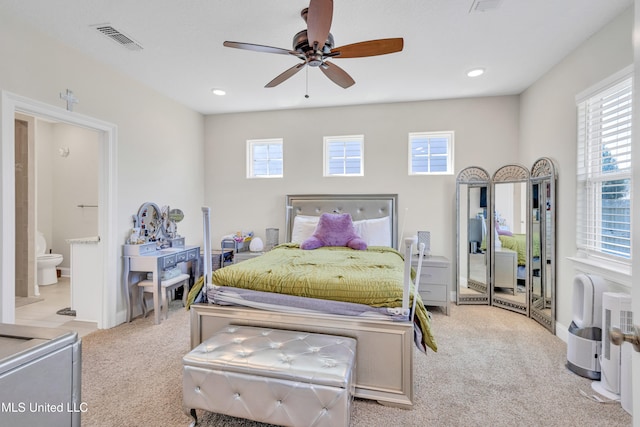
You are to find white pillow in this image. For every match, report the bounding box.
[290,215,320,243]
[354,216,391,247]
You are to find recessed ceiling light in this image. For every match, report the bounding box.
[211,88,226,96]
[467,68,485,78]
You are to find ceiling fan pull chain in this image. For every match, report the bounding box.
[305,65,310,99]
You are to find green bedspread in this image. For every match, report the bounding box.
[481,232,541,266]
[498,233,540,265]
[211,243,437,352]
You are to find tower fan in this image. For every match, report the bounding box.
[566,274,606,379]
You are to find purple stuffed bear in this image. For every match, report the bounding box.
[300,213,368,250]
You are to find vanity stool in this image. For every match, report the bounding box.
[182,325,356,427]
[138,273,190,320]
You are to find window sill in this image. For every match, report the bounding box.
[567,255,632,288]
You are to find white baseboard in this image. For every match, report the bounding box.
[115,310,128,328]
[556,321,568,343]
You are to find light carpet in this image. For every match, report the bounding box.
[80,303,632,427]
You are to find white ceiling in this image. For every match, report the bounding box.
[1,0,633,115]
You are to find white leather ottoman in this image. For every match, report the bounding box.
[183,325,356,427]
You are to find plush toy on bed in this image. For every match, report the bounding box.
[495,220,513,236]
[300,213,368,250]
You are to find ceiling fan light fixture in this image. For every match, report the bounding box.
[211,88,226,96]
[467,68,485,77]
[222,0,403,89]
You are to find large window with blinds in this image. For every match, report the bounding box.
[576,68,632,263]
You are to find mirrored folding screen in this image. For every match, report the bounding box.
[456,158,557,334]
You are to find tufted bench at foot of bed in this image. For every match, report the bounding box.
[182,325,357,427]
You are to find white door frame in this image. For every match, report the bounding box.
[1,91,118,329]
[631,2,640,423]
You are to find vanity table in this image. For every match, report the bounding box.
[123,202,200,324]
[123,245,200,324]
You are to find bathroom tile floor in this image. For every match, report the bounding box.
[15,277,98,338]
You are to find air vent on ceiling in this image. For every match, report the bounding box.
[93,24,143,51]
[469,0,503,13]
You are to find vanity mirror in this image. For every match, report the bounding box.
[456,166,491,305]
[169,208,184,223]
[491,164,530,315]
[136,202,165,242]
[529,158,557,333]
[130,203,184,246]
[166,208,184,239]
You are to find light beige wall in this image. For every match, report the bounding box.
[51,123,99,267]
[204,96,520,260]
[0,11,205,247]
[519,8,633,330]
[0,12,205,315]
[34,122,100,269]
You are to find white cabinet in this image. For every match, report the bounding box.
[67,237,101,324]
[494,249,517,294]
[411,255,450,315]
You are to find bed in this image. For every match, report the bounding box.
[493,232,541,295]
[189,194,436,408]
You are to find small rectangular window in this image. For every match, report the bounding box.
[324,135,363,177]
[409,131,454,175]
[247,139,283,178]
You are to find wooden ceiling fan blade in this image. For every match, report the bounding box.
[223,41,299,57]
[265,63,306,88]
[320,62,355,89]
[330,38,404,59]
[307,0,333,49]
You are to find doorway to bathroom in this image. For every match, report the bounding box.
[14,113,100,332]
[1,91,119,329]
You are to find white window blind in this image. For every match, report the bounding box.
[409,131,454,175]
[324,135,363,176]
[576,73,632,262]
[247,139,283,178]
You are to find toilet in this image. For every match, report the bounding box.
[36,231,63,286]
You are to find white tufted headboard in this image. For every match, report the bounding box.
[285,194,398,249]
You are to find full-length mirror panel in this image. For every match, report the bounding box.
[491,165,529,315]
[530,158,557,333]
[456,167,491,305]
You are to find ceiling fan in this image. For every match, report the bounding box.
[223,0,404,89]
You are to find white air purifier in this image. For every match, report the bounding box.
[566,274,607,379]
[591,292,633,410]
